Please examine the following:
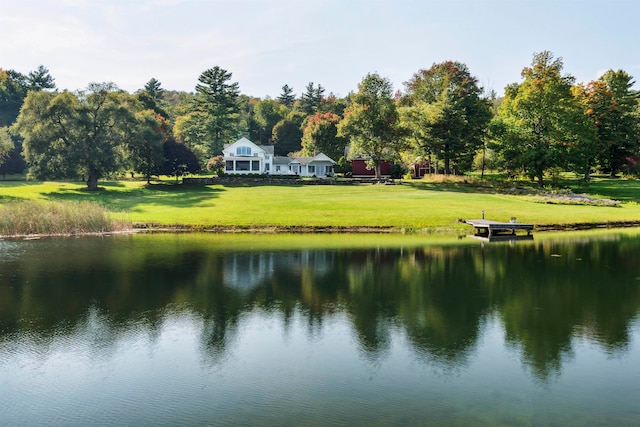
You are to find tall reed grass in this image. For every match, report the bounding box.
[0,200,130,236]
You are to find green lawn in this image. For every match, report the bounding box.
[1,178,640,232]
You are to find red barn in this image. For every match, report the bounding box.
[351,159,392,177]
[412,158,431,178]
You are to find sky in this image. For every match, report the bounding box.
[2,0,639,99]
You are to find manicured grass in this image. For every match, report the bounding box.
[1,178,640,232]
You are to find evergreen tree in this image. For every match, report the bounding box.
[277,84,296,108]
[143,77,164,101]
[27,65,56,91]
[297,82,325,115]
[194,66,241,156]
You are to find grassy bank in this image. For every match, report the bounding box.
[1,177,640,234]
[0,199,130,237]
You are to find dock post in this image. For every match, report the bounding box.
[481,210,484,219]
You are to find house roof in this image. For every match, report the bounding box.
[223,137,274,155]
[309,153,336,164]
[291,156,335,165]
[272,153,336,166]
[272,156,291,165]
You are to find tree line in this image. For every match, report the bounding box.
[1,50,638,189]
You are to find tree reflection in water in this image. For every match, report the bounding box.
[1,232,639,381]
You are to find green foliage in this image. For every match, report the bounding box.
[136,91,169,120]
[0,66,55,128]
[127,110,166,183]
[162,90,196,127]
[253,99,286,145]
[491,51,590,187]
[193,66,241,156]
[296,82,325,115]
[334,156,352,175]
[27,65,56,91]
[143,78,164,100]
[277,84,296,108]
[319,93,348,116]
[14,83,162,190]
[403,61,492,175]
[301,112,347,160]
[338,73,406,178]
[588,70,639,177]
[271,111,306,155]
[0,127,12,160]
[0,68,29,127]
[565,85,598,179]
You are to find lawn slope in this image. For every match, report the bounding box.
[1,178,639,233]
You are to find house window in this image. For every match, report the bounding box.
[265,163,270,171]
[275,166,281,172]
[236,146,251,156]
[225,161,234,171]
[236,160,250,171]
[308,165,315,174]
[251,160,260,171]
[325,165,333,175]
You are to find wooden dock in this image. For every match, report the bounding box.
[465,219,533,237]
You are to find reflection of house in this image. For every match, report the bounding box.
[222,137,335,177]
[222,251,333,293]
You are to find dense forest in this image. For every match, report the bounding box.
[1,50,639,189]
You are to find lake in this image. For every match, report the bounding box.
[1,231,639,426]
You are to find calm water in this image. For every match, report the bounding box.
[1,232,639,426]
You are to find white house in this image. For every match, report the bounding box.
[222,137,336,177]
[222,137,273,174]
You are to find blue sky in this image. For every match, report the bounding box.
[2,0,638,98]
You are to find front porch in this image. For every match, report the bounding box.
[225,157,264,174]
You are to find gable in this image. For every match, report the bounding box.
[310,153,336,164]
[223,137,266,156]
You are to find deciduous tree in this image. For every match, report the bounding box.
[301,112,347,160]
[161,138,200,182]
[0,127,13,163]
[127,110,166,184]
[0,68,29,127]
[491,51,587,186]
[403,61,491,174]
[15,83,161,190]
[253,99,286,145]
[0,126,26,178]
[337,73,405,179]
[272,111,306,155]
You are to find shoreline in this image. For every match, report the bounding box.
[4,220,640,240]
